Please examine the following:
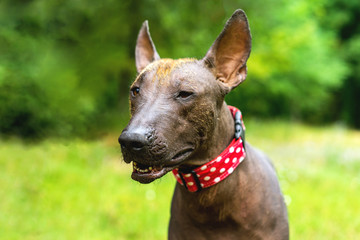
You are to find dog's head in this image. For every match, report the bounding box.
[118,10,251,183]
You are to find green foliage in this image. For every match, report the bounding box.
[320,0,360,128]
[0,0,358,138]
[1,122,359,239]
[0,0,132,137]
[226,0,348,122]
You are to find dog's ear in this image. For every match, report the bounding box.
[203,9,251,92]
[135,21,160,73]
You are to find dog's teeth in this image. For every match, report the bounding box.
[132,163,155,173]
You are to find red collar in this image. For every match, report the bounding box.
[172,106,246,192]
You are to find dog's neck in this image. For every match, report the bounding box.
[174,167,242,226]
[174,102,241,218]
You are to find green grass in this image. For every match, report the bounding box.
[1,121,360,239]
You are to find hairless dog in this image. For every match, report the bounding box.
[118,9,289,240]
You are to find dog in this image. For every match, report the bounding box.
[118,9,289,240]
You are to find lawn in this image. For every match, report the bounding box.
[1,121,359,239]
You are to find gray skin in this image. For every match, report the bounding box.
[118,9,289,240]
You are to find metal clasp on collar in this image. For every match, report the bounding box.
[234,111,246,150]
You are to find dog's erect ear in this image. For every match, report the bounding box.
[135,21,160,73]
[203,9,251,92]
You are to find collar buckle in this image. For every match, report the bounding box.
[178,169,203,192]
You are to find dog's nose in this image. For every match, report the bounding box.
[118,130,149,152]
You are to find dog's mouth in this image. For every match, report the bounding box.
[130,148,193,183]
[131,162,170,183]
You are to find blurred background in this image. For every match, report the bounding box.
[0,0,359,239]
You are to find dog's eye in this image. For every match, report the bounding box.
[131,87,140,97]
[177,91,194,99]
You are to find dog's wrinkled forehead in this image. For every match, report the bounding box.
[134,58,198,85]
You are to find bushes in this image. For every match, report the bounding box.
[0,0,358,138]
[0,0,129,138]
